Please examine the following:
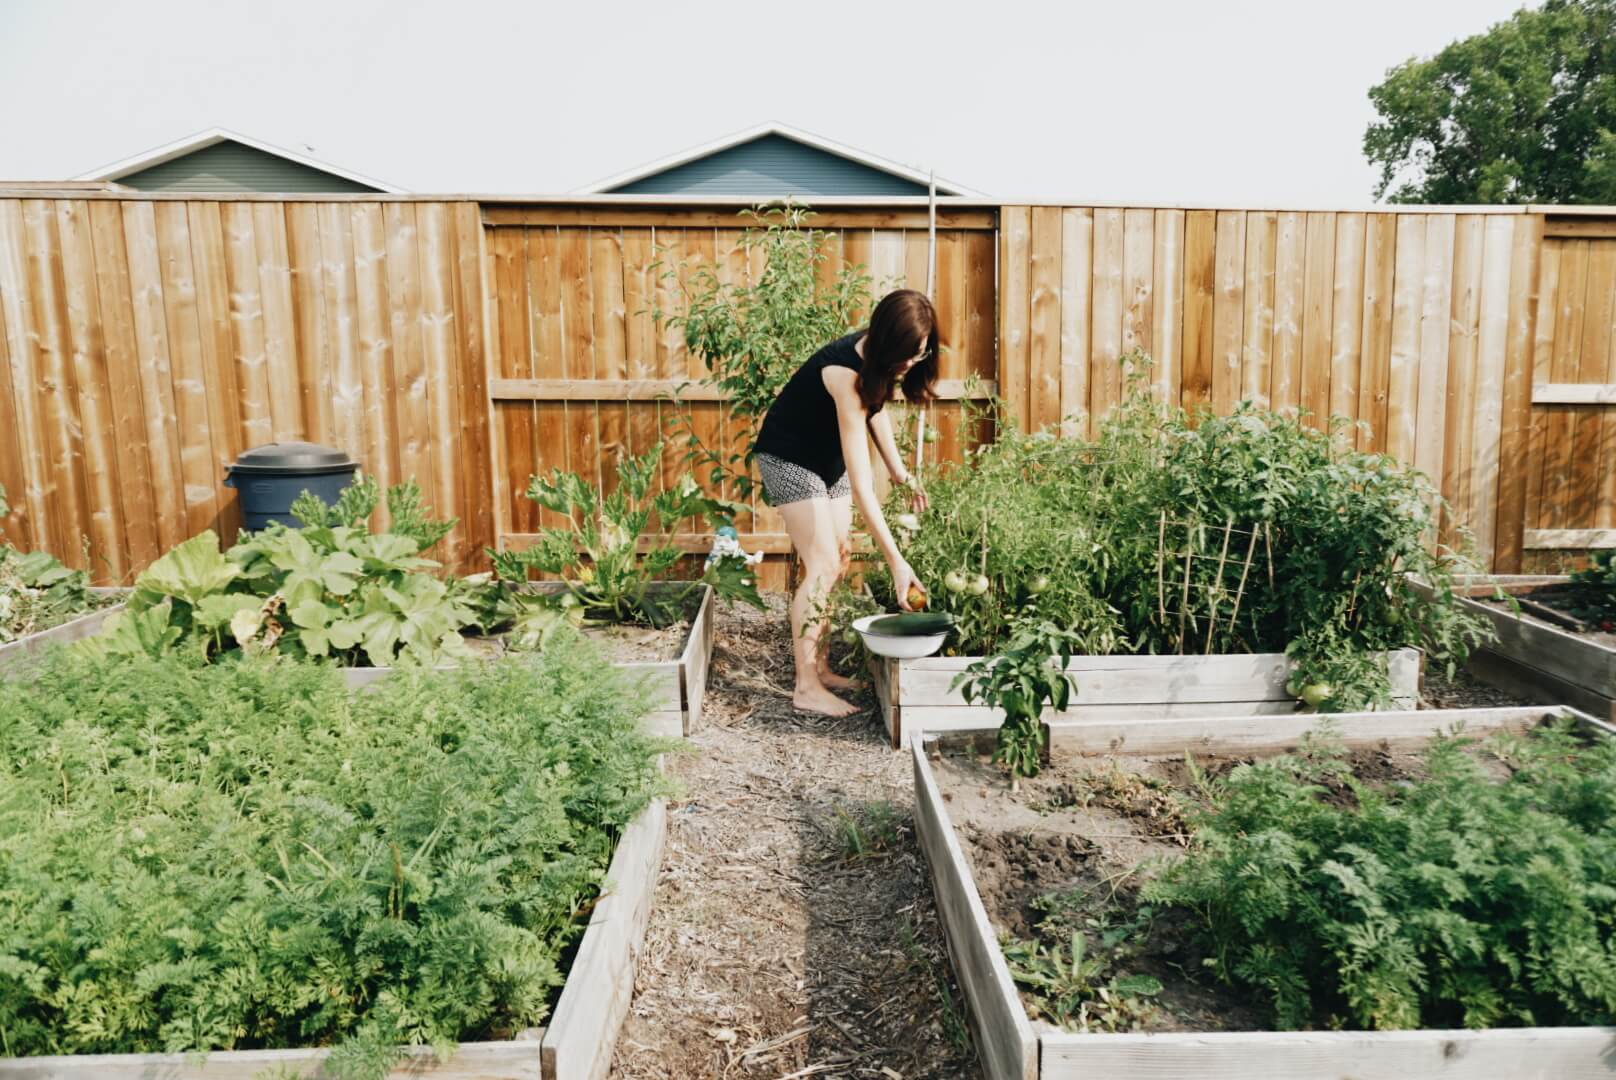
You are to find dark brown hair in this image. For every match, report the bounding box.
[856,288,940,414]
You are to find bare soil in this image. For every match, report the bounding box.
[929,729,1493,1036]
[610,597,980,1080]
[1421,663,1535,709]
[584,619,690,664]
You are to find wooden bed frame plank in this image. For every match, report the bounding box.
[541,798,668,1080]
[912,739,1037,1080]
[0,1037,543,1079]
[1038,1026,1616,1079]
[1046,706,1561,755]
[1409,575,1616,720]
[879,649,1420,748]
[0,590,126,674]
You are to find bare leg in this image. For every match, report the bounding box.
[817,493,862,691]
[779,497,858,717]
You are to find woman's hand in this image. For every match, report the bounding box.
[905,475,929,514]
[893,560,928,612]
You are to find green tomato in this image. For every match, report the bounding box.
[944,570,968,593]
[923,427,940,443]
[841,629,859,646]
[1026,575,1050,596]
[968,574,990,596]
[1383,607,1403,627]
[1300,683,1333,708]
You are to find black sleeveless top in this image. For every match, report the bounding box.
[753,332,880,485]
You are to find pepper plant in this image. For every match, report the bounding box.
[954,619,1087,781]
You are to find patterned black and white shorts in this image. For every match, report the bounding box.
[755,452,850,506]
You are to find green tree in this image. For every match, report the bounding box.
[1364,0,1616,204]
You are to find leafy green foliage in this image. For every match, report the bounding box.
[653,202,873,498]
[1143,721,1616,1031]
[495,442,764,628]
[1569,549,1616,623]
[878,361,1489,711]
[84,523,477,668]
[1004,928,1162,1033]
[954,620,1087,779]
[290,475,457,554]
[0,484,105,644]
[1364,0,1616,204]
[0,639,666,1075]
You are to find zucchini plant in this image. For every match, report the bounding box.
[492,442,764,628]
[81,481,477,667]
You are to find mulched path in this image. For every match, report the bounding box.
[610,598,981,1080]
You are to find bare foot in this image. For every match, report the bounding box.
[818,667,865,692]
[793,684,858,717]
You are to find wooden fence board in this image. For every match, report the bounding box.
[1444,215,1485,551]
[1152,208,1185,406]
[999,206,1031,432]
[88,201,160,568]
[54,200,125,576]
[1180,210,1216,409]
[1059,208,1093,436]
[1358,213,1397,452]
[1121,207,1155,390]
[1269,210,1307,414]
[1028,206,1064,433]
[1240,209,1276,408]
[1299,211,1336,426]
[188,201,245,540]
[1329,211,1366,423]
[1211,210,1246,415]
[153,201,221,539]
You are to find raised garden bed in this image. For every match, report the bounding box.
[0,587,127,675]
[343,583,715,738]
[1410,575,1616,722]
[871,648,1421,748]
[0,798,666,1080]
[913,704,1613,1080]
[0,651,668,1080]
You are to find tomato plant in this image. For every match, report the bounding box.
[865,357,1489,710]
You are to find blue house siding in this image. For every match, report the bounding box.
[608,134,930,196]
[116,141,380,193]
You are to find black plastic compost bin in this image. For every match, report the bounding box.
[223,442,359,531]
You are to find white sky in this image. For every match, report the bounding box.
[0,0,1530,207]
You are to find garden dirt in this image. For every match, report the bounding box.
[610,597,981,1080]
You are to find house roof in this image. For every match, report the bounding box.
[73,127,402,193]
[574,122,982,197]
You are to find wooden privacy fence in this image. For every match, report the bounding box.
[0,196,493,578]
[1,192,1613,586]
[996,205,1616,573]
[481,203,996,589]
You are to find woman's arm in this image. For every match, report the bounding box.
[824,368,924,608]
[868,410,908,484]
[868,410,928,512]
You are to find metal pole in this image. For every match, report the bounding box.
[916,168,936,476]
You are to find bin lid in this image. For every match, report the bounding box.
[227,442,358,476]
